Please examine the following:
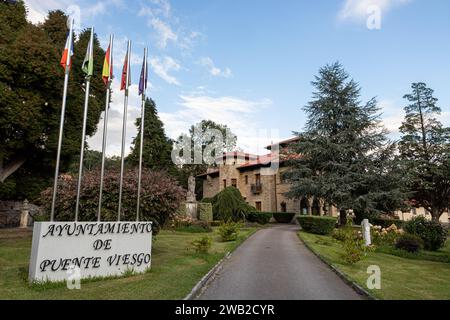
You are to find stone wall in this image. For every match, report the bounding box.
[203,175,220,199]
[0,200,40,228]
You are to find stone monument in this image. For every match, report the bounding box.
[19,199,29,228]
[361,219,372,246]
[185,175,198,220]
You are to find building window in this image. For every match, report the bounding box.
[223,179,227,189]
[245,175,249,185]
[231,179,237,188]
[281,202,287,213]
[412,208,417,215]
[256,202,262,212]
[255,174,261,185]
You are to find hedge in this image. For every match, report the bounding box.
[273,212,296,223]
[371,217,404,229]
[246,212,272,225]
[297,216,337,235]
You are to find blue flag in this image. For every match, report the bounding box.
[139,53,148,96]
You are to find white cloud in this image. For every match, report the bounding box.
[379,99,404,137]
[160,94,273,154]
[151,18,178,49]
[23,0,124,24]
[338,0,411,21]
[150,56,181,85]
[199,57,232,78]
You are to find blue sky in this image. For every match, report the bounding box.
[25,0,450,156]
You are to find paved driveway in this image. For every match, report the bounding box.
[198,224,362,300]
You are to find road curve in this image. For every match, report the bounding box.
[198,224,362,300]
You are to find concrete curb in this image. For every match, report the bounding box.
[184,229,260,300]
[298,233,378,301]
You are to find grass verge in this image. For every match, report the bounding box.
[298,231,450,300]
[0,227,257,300]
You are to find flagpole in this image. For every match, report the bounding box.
[118,40,131,221]
[50,18,74,222]
[75,27,94,222]
[137,47,148,222]
[98,34,114,222]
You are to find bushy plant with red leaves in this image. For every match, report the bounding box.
[39,169,185,234]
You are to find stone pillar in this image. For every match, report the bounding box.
[307,197,313,216]
[328,204,335,217]
[20,199,29,228]
[319,199,325,216]
[362,219,372,246]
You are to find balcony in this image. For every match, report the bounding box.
[251,183,262,195]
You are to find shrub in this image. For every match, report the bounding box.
[371,217,404,229]
[335,220,374,264]
[395,234,424,253]
[246,212,272,225]
[371,224,404,247]
[198,203,213,222]
[210,220,223,227]
[211,187,256,221]
[39,169,185,235]
[332,228,350,242]
[405,216,447,251]
[342,238,366,264]
[218,221,240,242]
[273,212,295,223]
[297,216,337,235]
[191,236,212,254]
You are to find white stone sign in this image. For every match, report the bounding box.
[29,222,152,283]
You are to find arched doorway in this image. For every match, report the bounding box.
[300,198,309,215]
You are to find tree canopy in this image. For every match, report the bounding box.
[286,62,407,224]
[127,98,175,173]
[399,83,450,221]
[0,4,106,199]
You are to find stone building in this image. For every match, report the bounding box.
[198,137,450,224]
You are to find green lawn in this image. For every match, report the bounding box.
[0,227,257,300]
[298,231,450,300]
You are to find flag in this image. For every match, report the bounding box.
[102,43,113,85]
[60,32,74,70]
[82,28,94,77]
[138,52,147,96]
[120,50,131,91]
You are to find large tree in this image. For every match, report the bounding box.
[286,63,406,224]
[173,120,237,195]
[0,5,106,199]
[399,83,450,222]
[127,98,175,173]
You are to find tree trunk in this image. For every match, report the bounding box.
[339,209,347,226]
[0,156,26,183]
[431,208,442,223]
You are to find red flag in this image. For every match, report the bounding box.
[120,51,130,91]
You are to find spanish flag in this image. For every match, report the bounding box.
[102,43,113,85]
[120,48,131,91]
[60,32,74,70]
